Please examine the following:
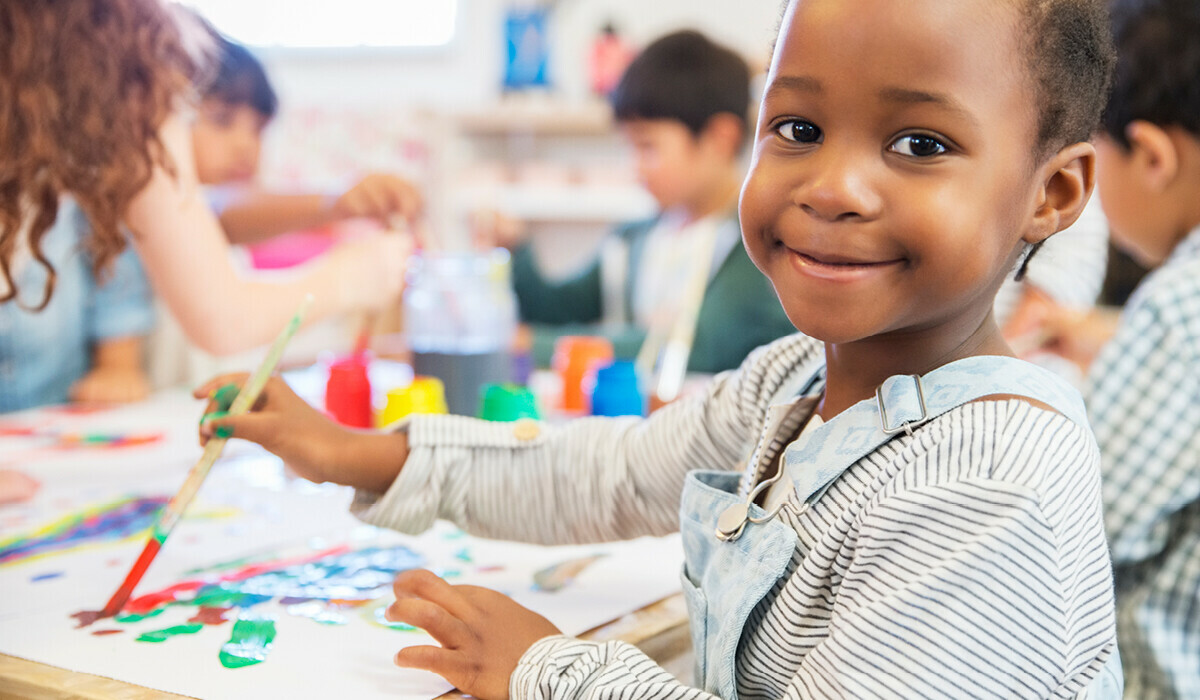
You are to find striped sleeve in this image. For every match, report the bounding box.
[351,334,822,545]
[512,636,717,700]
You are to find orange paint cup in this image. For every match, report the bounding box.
[551,336,614,414]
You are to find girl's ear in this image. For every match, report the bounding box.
[1125,120,1179,192]
[1024,141,1095,245]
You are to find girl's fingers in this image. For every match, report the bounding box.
[193,373,250,399]
[385,598,472,649]
[199,412,275,444]
[393,644,467,681]
[392,569,476,620]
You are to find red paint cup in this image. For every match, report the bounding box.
[325,353,372,428]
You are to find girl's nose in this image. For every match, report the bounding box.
[792,149,882,223]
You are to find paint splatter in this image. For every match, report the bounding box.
[188,607,230,626]
[532,554,607,592]
[116,608,165,623]
[57,432,164,449]
[30,571,64,582]
[91,629,123,636]
[219,616,277,669]
[454,547,473,563]
[365,603,417,632]
[70,610,104,628]
[81,545,427,667]
[286,601,346,625]
[0,496,168,566]
[136,623,204,643]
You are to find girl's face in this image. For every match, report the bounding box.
[740,0,1050,347]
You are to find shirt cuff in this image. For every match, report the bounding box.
[350,413,549,533]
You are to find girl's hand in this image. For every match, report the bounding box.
[328,233,413,311]
[387,569,562,700]
[1039,306,1122,372]
[193,374,409,493]
[332,173,423,227]
[69,366,151,404]
[193,374,348,484]
[0,470,40,505]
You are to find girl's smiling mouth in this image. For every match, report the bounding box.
[787,247,906,281]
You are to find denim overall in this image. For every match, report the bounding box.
[678,356,1123,699]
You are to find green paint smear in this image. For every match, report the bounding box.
[116,608,165,623]
[136,623,203,643]
[219,618,277,669]
[184,586,252,608]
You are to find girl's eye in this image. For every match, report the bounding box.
[775,120,822,144]
[891,134,948,157]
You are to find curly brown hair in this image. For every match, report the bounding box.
[0,0,198,310]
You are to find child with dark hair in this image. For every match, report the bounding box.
[1046,1,1200,696]
[199,0,1124,697]
[191,27,422,244]
[494,30,795,375]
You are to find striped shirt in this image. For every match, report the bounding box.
[354,334,1117,699]
[1089,227,1200,700]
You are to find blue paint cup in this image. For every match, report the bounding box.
[590,360,643,417]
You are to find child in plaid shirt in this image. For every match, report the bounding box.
[1048,1,1200,697]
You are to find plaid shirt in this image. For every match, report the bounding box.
[1089,226,1200,700]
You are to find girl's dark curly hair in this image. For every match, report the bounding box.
[0,0,199,309]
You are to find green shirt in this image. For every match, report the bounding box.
[511,215,795,373]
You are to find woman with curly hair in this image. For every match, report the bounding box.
[0,0,413,411]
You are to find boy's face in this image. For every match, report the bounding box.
[620,119,728,214]
[740,0,1050,346]
[192,98,268,185]
[1094,133,1176,267]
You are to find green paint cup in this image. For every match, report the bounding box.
[477,384,539,422]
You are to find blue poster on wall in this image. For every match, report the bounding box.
[503,8,551,90]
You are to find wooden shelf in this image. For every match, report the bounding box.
[456,183,656,222]
[449,100,615,137]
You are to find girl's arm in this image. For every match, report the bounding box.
[218,174,423,244]
[124,117,409,355]
[217,192,334,244]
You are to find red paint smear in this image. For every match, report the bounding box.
[91,629,124,636]
[107,545,354,618]
[189,606,231,625]
[71,610,104,628]
[0,425,36,437]
[45,404,111,415]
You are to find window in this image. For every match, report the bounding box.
[179,0,458,49]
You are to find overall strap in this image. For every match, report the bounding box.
[782,355,1088,505]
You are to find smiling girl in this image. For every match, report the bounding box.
[198,0,1123,697]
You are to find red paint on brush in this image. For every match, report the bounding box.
[99,537,162,618]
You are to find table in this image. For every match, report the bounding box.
[0,595,691,699]
[0,385,694,699]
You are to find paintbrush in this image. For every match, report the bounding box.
[351,215,413,356]
[91,296,313,621]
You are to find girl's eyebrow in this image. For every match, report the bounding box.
[878,87,979,128]
[764,75,823,98]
